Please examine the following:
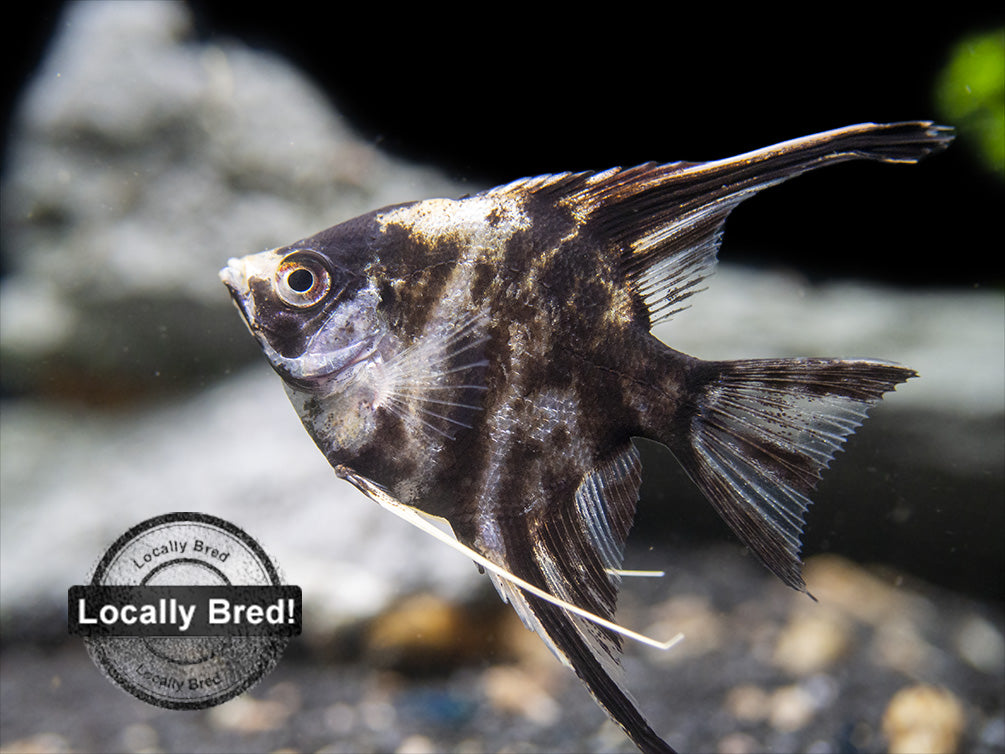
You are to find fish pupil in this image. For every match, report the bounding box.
[287,268,314,293]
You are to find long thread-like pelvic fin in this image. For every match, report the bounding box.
[334,464,684,652]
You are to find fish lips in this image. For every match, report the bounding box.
[219,261,258,331]
[272,334,383,392]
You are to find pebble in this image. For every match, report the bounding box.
[954,613,1005,674]
[645,594,724,663]
[772,609,850,675]
[481,665,560,726]
[870,615,936,676]
[979,716,1005,749]
[725,684,771,722]
[801,555,925,626]
[208,682,300,732]
[119,722,160,752]
[0,734,72,753]
[324,702,358,736]
[881,685,966,754]
[717,731,761,754]
[768,683,817,732]
[798,555,939,678]
[364,593,485,673]
[395,734,438,754]
[359,696,398,732]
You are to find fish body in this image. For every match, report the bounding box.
[221,122,951,753]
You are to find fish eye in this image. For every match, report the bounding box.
[275,251,333,308]
[287,268,314,292]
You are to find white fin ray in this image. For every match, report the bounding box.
[681,357,916,591]
[607,568,665,578]
[574,443,646,583]
[376,312,491,440]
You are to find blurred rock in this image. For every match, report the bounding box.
[0,369,486,640]
[799,555,927,627]
[716,731,761,754]
[0,733,72,754]
[725,685,772,722]
[1,0,461,400]
[783,556,939,678]
[644,594,725,663]
[767,683,818,733]
[394,734,438,754]
[118,723,159,752]
[954,613,1005,675]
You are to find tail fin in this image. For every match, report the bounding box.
[670,358,916,591]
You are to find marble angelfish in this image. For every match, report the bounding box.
[221,122,951,754]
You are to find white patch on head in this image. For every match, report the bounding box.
[379,193,534,337]
[379,194,530,261]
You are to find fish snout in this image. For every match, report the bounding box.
[219,258,249,294]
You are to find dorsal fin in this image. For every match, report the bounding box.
[508,122,953,328]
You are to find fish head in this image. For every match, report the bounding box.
[220,236,385,392]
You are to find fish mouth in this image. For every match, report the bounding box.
[219,258,248,295]
[220,260,257,328]
[274,333,382,392]
[219,261,242,290]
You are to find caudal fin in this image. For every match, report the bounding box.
[671,358,915,591]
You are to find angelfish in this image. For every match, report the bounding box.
[221,122,951,753]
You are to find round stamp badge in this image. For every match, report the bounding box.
[68,513,302,709]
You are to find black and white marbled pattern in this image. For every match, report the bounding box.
[222,122,951,753]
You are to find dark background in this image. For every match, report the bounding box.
[5,3,1003,288]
